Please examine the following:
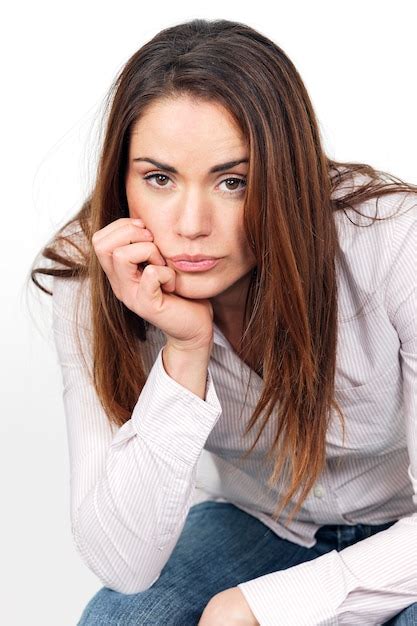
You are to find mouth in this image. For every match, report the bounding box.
[170,258,220,272]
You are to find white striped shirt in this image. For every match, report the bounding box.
[52,175,417,625]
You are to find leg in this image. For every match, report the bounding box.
[384,603,417,625]
[77,501,321,625]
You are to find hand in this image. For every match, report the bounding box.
[198,587,260,625]
[92,217,214,350]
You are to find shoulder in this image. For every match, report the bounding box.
[51,218,92,326]
[332,171,417,284]
[52,273,92,334]
[330,171,417,322]
[57,217,91,262]
[331,166,417,224]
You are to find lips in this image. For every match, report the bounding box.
[170,258,220,272]
[170,254,219,262]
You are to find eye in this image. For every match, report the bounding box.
[143,173,172,188]
[143,173,247,195]
[219,177,247,195]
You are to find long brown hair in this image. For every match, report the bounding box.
[29,18,417,525]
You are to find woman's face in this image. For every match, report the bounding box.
[125,95,257,303]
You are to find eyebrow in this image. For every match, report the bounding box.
[132,157,249,174]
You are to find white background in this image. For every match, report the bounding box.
[2,1,416,624]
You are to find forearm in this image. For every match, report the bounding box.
[72,434,200,594]
[237,515,417,625]
[162,342,211,400]
[71,347,221,594]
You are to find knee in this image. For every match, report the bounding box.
[77,585,202,626]
[384,601,417,625]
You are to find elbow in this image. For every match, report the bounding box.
[105,573,161,595]
[71,520,162,594]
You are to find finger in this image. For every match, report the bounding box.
[137,264,177,310]
[92,217,146,246]
[93,223,153,276]
[92,219,147,249]
[112,241,166,285]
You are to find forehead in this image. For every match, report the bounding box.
[130,96,247,152]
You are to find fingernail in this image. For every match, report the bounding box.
[132,218,144,225]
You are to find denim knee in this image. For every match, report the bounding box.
[77,585,203,626]
[384,601,417,625]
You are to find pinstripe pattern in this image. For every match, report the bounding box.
[52,177,417,623]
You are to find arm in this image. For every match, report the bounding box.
[52,275,222,594]
[237,208,417,625]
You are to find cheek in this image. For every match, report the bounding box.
[236,226,252,251]
[237,231,256,266]
[126,181,142,209]
[125,185,152,224]
[125,182,137,211]
[126,174,146,206]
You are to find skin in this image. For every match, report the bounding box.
[125,95,257,347]
[198,587,259,625]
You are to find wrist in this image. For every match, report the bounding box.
[162,342,211,400]
[165,336,213,354]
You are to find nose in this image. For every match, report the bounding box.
[174,188,212,239]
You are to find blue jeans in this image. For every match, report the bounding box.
[77,501,417,625]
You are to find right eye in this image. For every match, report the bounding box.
[143,173,172,189]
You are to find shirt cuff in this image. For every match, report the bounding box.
[110,346,222,465]
[237,549,357,626]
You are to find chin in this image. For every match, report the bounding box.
[171,274,224,299]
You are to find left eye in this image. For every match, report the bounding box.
[143,173,247,194]
[220,177,247,192]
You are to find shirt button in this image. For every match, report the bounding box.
[314,485,325,498]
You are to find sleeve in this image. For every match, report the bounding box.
[52,275,222,594]
[237,208,417,625]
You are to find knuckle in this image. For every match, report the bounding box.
[112,247,125,260]
[93,242,104,256]
[143,264,158,278]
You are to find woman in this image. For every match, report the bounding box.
[30,18,417,625]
